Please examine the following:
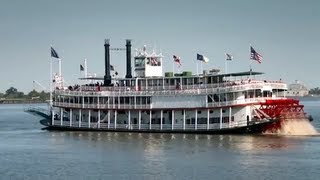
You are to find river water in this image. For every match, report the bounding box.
[1,99,320,180]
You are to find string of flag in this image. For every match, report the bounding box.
[51,45,263,77]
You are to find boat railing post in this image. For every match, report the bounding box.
[183,109,186,130]
[128,110,131,130]
[60,108,63,126]
[107,110,110,129]
[51,109,54,125]
[114,110,117,129]
[88,110,91,128]
[70,109,73,127]
[229,107,232,128]
[195,109,197,130]
[207,109,210,130]
[149,110,152,130]
[138,110,141,130]
[98,109,101,128]
[82,96,84,108]
[160,110,163,130]
[219,108,222,129]
[172,110,175,130]
[79,109,82,127]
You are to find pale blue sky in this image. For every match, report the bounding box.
[0,0,319,93]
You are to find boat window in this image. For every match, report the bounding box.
[135,57,145,67]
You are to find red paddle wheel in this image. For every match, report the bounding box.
[256,99,306,132]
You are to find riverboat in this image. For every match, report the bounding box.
[29,39,308,134]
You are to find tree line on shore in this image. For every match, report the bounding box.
[309,87,320,95]
[0,87,49,101]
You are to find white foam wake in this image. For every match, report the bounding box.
[265,118,318,136]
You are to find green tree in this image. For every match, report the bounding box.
[5,87,25,98]
[309,87,320,95]
[27,90,40,98]
[5,87,18,96]
[39,90,49,101]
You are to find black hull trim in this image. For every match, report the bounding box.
[40,119,278,134]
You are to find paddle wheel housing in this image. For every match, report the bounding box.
[256,99,307,132]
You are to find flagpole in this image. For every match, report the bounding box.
[196,61,199,75]
[225,60,227,74]
[58,58,62,77]
[172,60,175,75]
[50,57,53,106]
[84,58,88,78]
[249,60,252,76]
[200,61,203,74]
[249,44,252,76]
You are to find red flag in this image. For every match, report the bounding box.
[173,55,182,66]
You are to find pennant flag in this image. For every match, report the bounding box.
[50,47,59,59]
[173,55,182,66]
[250,46,263,63]
[197,54,209,63]
[110,65,114,71]
[80,64,84,71]
[225,53,233,61]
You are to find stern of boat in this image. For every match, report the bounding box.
[252,99,308,133]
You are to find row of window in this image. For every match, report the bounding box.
[54,96,152,105]
[63,116,235,124]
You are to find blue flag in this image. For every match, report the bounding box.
[110,65,114,71]
[80,64,84,71]
[51,47,59,59]
[197,53,209,63]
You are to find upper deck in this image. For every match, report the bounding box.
[55,71,287,97]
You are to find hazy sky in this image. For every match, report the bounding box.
[0,0,319,93]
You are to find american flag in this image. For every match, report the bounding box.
[173,55,182,66]
[250,46,263,63]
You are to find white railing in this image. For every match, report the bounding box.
[53,119,255,131]
[54,81,286,97]
[53,97,286,110]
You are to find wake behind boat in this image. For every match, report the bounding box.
[26,39,310,134]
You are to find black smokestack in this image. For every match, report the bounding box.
[104,39,111,86]
[125,39,132,78]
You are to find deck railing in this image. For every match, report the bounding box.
[51,121,249,130]
[55,81,286,97]
[52,97,285,109]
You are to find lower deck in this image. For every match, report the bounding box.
[50,106,254,131]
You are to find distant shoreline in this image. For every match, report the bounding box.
[0,99,47,104]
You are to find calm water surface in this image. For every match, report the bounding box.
[1,100,320,180]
